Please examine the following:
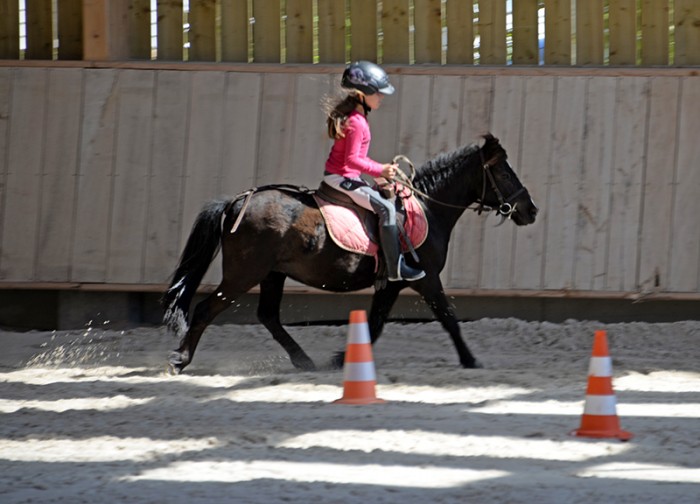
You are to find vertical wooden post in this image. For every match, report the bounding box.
[576,0,603,65]
[286,0,313,63]
[349,0,377,62]
[253,0,281,63]
[0,0,20,59]
[479,0,506,65]
[513,0,540,65]
[157,0,183,61]
[26,0,53,59]
[675,0,700,65]
[414,0,442,64]
[82,0,129,60]
[382,0,410,64]
[189,0,216,61]
[318,0,346,63]
[609,0,636,65]
[221,0,249,62]
[129,0,151,59]
[445,0,473,64]
[544,0,571,65]
[641,0,669,65]
[58,0,84,60]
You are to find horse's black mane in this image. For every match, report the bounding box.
[412,142,481,195]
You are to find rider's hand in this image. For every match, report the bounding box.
[381,163,399,180]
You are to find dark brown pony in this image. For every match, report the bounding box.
[163,134,537,374]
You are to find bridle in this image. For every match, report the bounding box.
[391,150,526,221]
[476,149,526,219]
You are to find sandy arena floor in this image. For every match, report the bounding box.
[1,317,699,503]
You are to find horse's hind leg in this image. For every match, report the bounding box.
[258,271,316,371]
[169,286,239,374]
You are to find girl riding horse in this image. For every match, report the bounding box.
[323,61,425,282]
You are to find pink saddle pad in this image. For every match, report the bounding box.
[313,188,428,257]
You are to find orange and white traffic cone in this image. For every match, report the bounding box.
[334,310,386,405]
[571,330,633,440]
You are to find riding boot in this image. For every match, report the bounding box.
[379,225,425,282]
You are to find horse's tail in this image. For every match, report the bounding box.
[162,199,228,337]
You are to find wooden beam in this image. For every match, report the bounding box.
[609,0,637,65]
[478,0,506,64]
[26,0,53,59]
[4,60,700,78]
[57,0,84,60]
[286,0,313,63]
[253,0,281,63]
[641,0,669,65]
[675,0,700,65]
[513,0,539,65]
[544,0,571,65]
[0,0,20,59]
[2,281,699,303]
[188,0,216,61]
[157,0,183,61]
[221,0,249,62]
[576,0,603,65]
[82,0,129,60]
[445,0,473,64]
[382,0,410,64]
[349,0,377,61]
[318,0,345,63]
[414,0,442,64]
[129,0,151,60]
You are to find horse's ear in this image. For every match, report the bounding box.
[482,132,499,146]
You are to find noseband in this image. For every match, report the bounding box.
[477,149,525,218]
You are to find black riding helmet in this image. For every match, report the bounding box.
[341,61,395,96]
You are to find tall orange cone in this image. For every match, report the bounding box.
[334,310,386,405]
[571,330,633,440]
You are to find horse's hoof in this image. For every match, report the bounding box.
[168,351,188,375]
[462,359,483,369]
[166,362,182,376]
[292,357,316,372]
[330,351,345,370]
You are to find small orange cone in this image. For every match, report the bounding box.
[571,330,633,440]
[334,310,386,405]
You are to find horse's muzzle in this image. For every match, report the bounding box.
[512,197,538,226]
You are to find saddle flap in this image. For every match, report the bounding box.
[313,194,379,257]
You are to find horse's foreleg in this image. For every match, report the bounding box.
[368,283,402,344]
[331,283,402,369]
[169,288,238,374]
[417,277,480,368]
[258,272,316,371]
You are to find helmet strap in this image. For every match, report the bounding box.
[360,96,371,115]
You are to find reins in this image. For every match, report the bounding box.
[390,151,522,218]
[390,155,474,210]
[227,148,525,235]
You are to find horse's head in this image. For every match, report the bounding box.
[477,134,538,226]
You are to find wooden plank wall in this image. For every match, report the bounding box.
[4,1,700,67]
[1,66,699,297]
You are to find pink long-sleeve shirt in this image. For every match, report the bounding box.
[325,111,384,178]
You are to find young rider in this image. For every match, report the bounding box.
[323,61,425,282]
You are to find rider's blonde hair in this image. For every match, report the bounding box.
[323,91,366,140]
